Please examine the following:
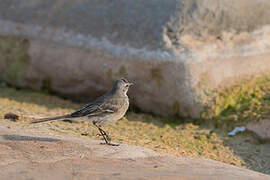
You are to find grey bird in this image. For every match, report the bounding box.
[31,78,133,146]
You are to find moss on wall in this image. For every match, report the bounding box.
[172,101,180,115]
[151,67,163,87]
[41,77,52,93]
[117,66,128,77]
[106,66,128,83]
[0,36,30,86]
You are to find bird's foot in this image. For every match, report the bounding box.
[100,142,119,146]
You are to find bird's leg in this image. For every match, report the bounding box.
[93,123,109,143]
[99,128,119,146]
[99,128,111,141]
[93,123,119,146]
[98,127,109,144]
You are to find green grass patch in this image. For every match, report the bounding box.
[199,73,270,128]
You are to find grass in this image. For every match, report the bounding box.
[199,73,270,125]
[0,86,269,174]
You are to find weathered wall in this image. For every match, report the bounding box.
[0,0,270,118]
[1,0,270,53]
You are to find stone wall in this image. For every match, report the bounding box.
[0,0,270,118]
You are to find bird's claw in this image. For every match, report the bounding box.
[100,142,119,146]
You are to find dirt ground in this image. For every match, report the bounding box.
[0,87,270,176]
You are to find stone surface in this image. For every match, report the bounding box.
[0,0,270,117]
[247,119,270,142]
[0,124,269,180]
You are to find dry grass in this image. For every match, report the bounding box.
[0,87,269,174]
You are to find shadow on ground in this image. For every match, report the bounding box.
[1,135,60,142]
[223,133,270,174]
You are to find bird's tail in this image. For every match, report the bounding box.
[31,115,71,124]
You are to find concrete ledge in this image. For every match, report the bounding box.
[0,124,269,180]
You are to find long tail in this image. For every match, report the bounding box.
[31,115,71,124]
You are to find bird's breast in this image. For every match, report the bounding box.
[113,98,129,120]
[107,98,129,124]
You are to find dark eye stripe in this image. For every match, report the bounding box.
[121,78,128,83]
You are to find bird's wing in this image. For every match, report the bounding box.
[70,103,100,117]
[97,99,121,114]
[70,96,118,117]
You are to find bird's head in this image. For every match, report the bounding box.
[112,78,133,96]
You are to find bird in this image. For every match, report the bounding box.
[31,78,133,146]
